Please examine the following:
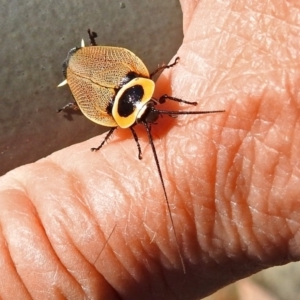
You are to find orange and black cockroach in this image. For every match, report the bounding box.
[58,29,224,272]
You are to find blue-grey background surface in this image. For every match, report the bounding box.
[0,0,183,175]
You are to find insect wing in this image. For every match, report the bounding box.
[66,46,150,127]
[66,71,117,126]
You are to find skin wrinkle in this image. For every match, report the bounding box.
[112,238,145,286]
[131,244,176,298]
[138,227,161,269]
[81,174,119,246]
[277,221,294,245]
[182,215,199,265]
[128,229,182,300]
[250,157,292,260]
[217,84,288,258]
[62,172,91,214]
[196,11,296,78]
[7,210,78,298]
[204,142,224,260]
[205,209,223,255]
[113,154,183,288]
[194,202,214,254]
[250,228,279,261]
[216,194,235,239]
[256,219,290,260]
[3,194,49,288]
[185,48,221,90]
[126,214,168,277]
[97,245,128,299]
[245,1,298,26]
[268,216,292,249]
[49,192,98,256]
[99,236,134,296]
[170,130,198,242]
[21,164,118,298]
[184,119,220,260]
[269,158,289,206]
[272,163,291,197]
[64,209,103,272]
[52,217,91,295]
[171,131,196,182]
[141,223,185,288]
[0,218,32,299]
[286,218,300,242]
[256,140,288,196]
[211,200,229,257]
[45,205,88,270]
[230,196,252,251]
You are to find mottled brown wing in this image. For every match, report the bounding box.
[66,73,118,126]
[66,46,150,127]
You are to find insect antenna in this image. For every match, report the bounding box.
[156,94,225,116]
[143,122,186,273]
[157,109,225,116]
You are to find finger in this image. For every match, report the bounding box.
[176,0,300,291]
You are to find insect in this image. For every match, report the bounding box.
[58,29,224,272]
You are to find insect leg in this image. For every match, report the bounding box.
[129,127,142,160]
[150,57,180,78]
[143,122,186,273]
[91,127,116,151]
[57,101,79,113]
[87,29,98,46]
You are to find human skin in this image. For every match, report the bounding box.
[0,0,300,299]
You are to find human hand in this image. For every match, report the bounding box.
[0,0,299,299]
